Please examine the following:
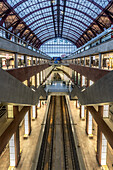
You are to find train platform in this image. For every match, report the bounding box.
[0,104,46,170]
[1,95,112,170]
[69,100,113,170]
[69,100,101,170]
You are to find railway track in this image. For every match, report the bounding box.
[37,96,80,170]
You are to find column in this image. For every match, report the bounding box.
[35,74,37,88]
[45,68,47,80]
[32,105,37,120]
[37,100,41,108]
[31,57,33,66]
[80,58,81,66]
[80,105,85,120]
[80,74,82,87]
[32,75,35,86]
[24,108,31,138]
[99,53,102,69]
[39,58,40,65]
[27,78,30,87]
[96,106,108,166]
[82,75,85,87]
[76,72,78,85]
[41,71,43,83]
[78,73,81,86]
[24,55,27,67]
[37,73,40,87]
[43,70,45,81]
[76,100,80,108]
[97,130,107,166]
[39,72,41,85]
[9,127,20,167]
[7,105,14,118]
[84,57,85,66]
[89,56,92,67]
[87,78,89,88]
[15,53,18,68]
[86,109,93,138]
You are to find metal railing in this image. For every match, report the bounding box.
[64,26,113,60]
[0,26,50,59]
[0,105,6,118]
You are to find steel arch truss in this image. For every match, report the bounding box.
[1,0,113,48]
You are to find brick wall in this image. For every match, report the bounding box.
[70,64,109,82]
[7,64,50,82]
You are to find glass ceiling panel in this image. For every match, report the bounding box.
[39,38,77,58]
[7,0,110,45]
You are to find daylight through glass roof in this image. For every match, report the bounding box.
[3,0,112,48]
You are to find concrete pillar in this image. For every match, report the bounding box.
[41,71,43,83]
[80,74,82,87]
[15,53,18,68]
[37,100,41,108]
[37,73,40,87]
[7,105,14,118]
[86,109,93,138]
[39,72,41,85]
[32,75,35,86]
[97,127,107,166]
[76,72,78,85]
[43,70,45,81]
[24,55,27,67]
[84,57,85,66]
[36,58,38,65]
[82,75,85,87]
[78,73,81,86]
[80,58,81,66]
[35,74,37,88]
[45,69,47,79]
[24,108,31,138]
[80,105,85,120]
[96,106,108,166]
[87,78,89,88]
[76,100,80,108]
[9,127,20,167]
[31,57,33,66]
[27,78,30,87]
[89,56,92,67]
[99,53,102,69]
[32,105,37,120]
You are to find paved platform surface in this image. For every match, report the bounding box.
[69,100,101,170]
[0,104,46,170]
[0,97,113,170]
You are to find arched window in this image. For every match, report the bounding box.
[39,38,76,58]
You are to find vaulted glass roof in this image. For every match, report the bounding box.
[1,0,113,48]
[40,38,76,57]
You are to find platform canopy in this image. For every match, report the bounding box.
[1,0,113,48]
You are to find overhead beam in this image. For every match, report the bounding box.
[0,106,30,154]
[87,106,113,150]
[51,0,57,37]
[61,0,66,37]
[57,0,60,36]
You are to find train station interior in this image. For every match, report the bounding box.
[0,0,113,170]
